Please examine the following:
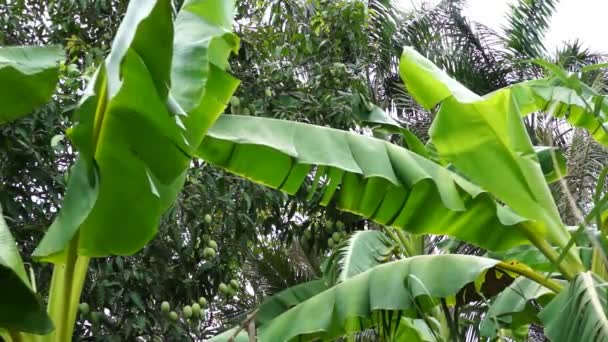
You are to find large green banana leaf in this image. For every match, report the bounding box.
[199,114,536,252]
[539,272,608,342]
[393,317,439,342]
[0,45,62,123]
[337,230,394,282]
[170,0,240,149]
[0,205,53,334]
[352,104,568,183]
[427,141,566,184]
[535,146,567,184]
[488,245,553,272]
[32,159,98,262]
[209,328,249,342]
[256,254,500,341]
[256,279,330,326]
[399,47,578,264]
[480,277,556,338]
[0,45,60,333]
[34,0,237,261]
[351,104,566,183]
[209,279,329,342]
[353,103,430,158]
[511,73,608,146]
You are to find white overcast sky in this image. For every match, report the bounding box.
[400,0,608,53]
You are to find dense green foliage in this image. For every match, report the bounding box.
[0,0,607,341]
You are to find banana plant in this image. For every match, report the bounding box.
[199,48,608,340]
[0,0,239,340]
[0,44,62,339]
[208,228,537,342]
[3,0,608,341]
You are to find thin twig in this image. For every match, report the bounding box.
[228,309,259,342]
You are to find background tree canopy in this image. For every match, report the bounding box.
[1,0,607,341]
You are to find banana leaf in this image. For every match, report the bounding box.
[539,272,608,342]
[480,277,556,338]
[209,279,329,342]
[34,0,237,261]
[0,205,53,334]
[199,114,537,252]
[400,47,578,264]
[0,45,62,123]
[257,254,501,341]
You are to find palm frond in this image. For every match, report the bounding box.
[556,129,608,225]
[503,0,558,58]
[242,243,312,297]
[337,230,394,282]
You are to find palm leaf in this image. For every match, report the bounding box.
[539,272,608,342]
[337,230,395,282]
[242,244,312,296]
[0,45,62,123]
[199,114,532,252]
[504,0,557,58]
[557,129,608,225]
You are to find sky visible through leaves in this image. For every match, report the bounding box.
[400,0,608,53]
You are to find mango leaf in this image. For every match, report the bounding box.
[200,114,535,252]
[0,45,62,123]
[400,47,576,262]
[256,255,500,341]
[35,0,237,260]
[480,277,556,338]
[539,272,608,342]
[337,230,394,282]
[0,205,53,334]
